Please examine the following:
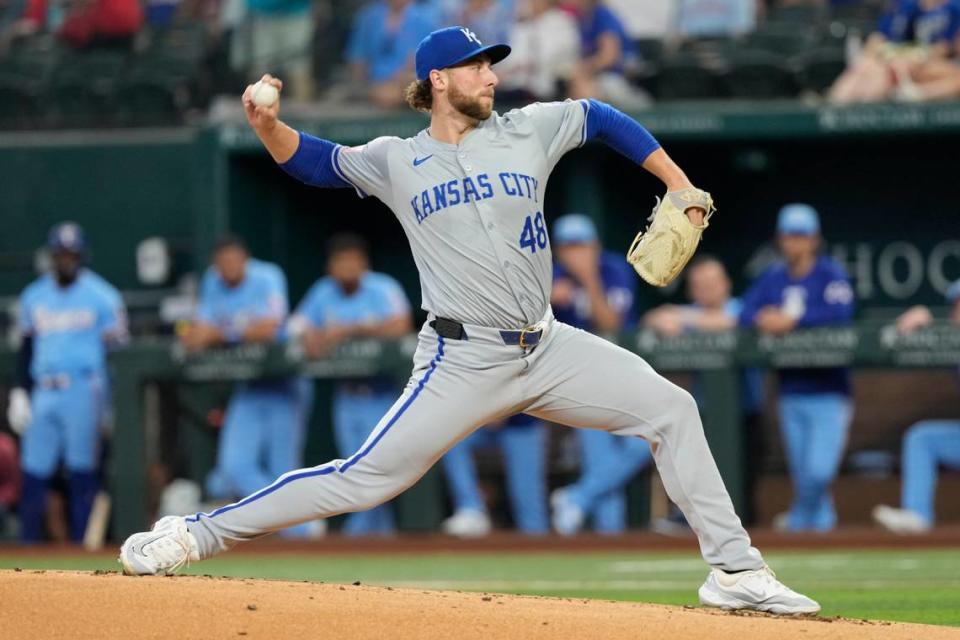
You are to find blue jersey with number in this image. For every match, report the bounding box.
[196,259,289,342]
[552,250,636,330]
[19,270,126,378]
[740,256,855,395]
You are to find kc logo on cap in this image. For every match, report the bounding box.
[415,26,512,82]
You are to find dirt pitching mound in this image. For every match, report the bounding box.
[2,570,957,640]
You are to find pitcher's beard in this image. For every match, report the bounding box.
[449,83,493,120]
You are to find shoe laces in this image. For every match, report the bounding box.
[147,523,194,574]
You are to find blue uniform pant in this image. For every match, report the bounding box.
[207,379,312,537]
[900,420,960,525]
[333,388,399,536]
[20,373,103,542]
[779,393,852,532]
[566,429,652,534]
[441,417,549,534]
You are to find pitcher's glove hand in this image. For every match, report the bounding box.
[626,187,715,287]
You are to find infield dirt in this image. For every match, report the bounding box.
[2,570,958,640]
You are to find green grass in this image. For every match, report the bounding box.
[2,548,959,626]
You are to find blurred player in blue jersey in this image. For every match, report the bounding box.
[548,214,651,536]
[289,233,413,536]
[873,280,960,534]
[740,204,855,532]
[181,236,318,538]
[7,222,127,543]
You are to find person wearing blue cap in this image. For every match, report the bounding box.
[740,204,856,533]
[872,280,960,534]
[124,24,822,618]
[8,222,127,543]
[548,213,651,536]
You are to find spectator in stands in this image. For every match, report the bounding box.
[548,214,650,536]
[643,256,766,527]
[740,204,855,533]
[8,223,127,543]
[872,280,960,534]
[288,233,413,537]
[675,0,762,38]
[828,0,960,104]
[183,236,320,539]
[6,0,142,49]
[345,0,437,109]
[230,0,315,102]
[0,433,22,539]
[431,0,515,45]
[441,413,549,537]
[496,0,581,103]
[562,0,651,108]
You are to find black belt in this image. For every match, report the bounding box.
[430,317,544,348]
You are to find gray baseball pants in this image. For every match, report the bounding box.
[186,315,764,572]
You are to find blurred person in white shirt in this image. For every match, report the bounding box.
[497,0,581,101]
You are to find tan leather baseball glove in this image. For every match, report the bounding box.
[626,187,716,287]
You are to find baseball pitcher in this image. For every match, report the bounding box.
[120,25,818,615]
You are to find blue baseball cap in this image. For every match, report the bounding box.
[776,203,820,236]
[47,222,87,254]
[553,214,598,246]
[946,279,960,304]
[415,26,511,82]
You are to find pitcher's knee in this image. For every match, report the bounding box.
[662,385,701,425]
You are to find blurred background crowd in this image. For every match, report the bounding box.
[4,0,960,128]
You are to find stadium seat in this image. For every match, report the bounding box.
[722,51,797,99]
[116,25,210,126]
[654,56,724,101]
[797,50,848,94]
[48,51,129,128]
[0,36,62,129]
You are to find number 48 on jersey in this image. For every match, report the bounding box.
[519,211,548,253]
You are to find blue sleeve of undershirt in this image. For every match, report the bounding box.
[583,99,661,165]
[279,131,351,189]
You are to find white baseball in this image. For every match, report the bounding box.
[251,80,279,108]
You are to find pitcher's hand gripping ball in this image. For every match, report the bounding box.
[250,80,280,107]
[626,187,715,287]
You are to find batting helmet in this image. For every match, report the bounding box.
[47,222,87,255]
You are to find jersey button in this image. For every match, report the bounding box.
[459,153,467,159]
[486,222,495,230]
[464,165,472,172]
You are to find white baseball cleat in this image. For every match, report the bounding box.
[698,565,821,615]
[119,516,200,576]
[872,505,931,534]
[442,508,492,538]
[550,488,584,536]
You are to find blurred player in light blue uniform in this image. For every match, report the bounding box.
[740,204,855,532]
[873,280,960,534]
[181,236,317,538]
[441,413,549,537]
[289,233,413,536]
[548,214,650,535]
[7,223,127,543]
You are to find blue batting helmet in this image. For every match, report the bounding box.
[47,222,87,254]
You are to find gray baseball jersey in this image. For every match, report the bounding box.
[184,101,764,574]
[333,100,587,328]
